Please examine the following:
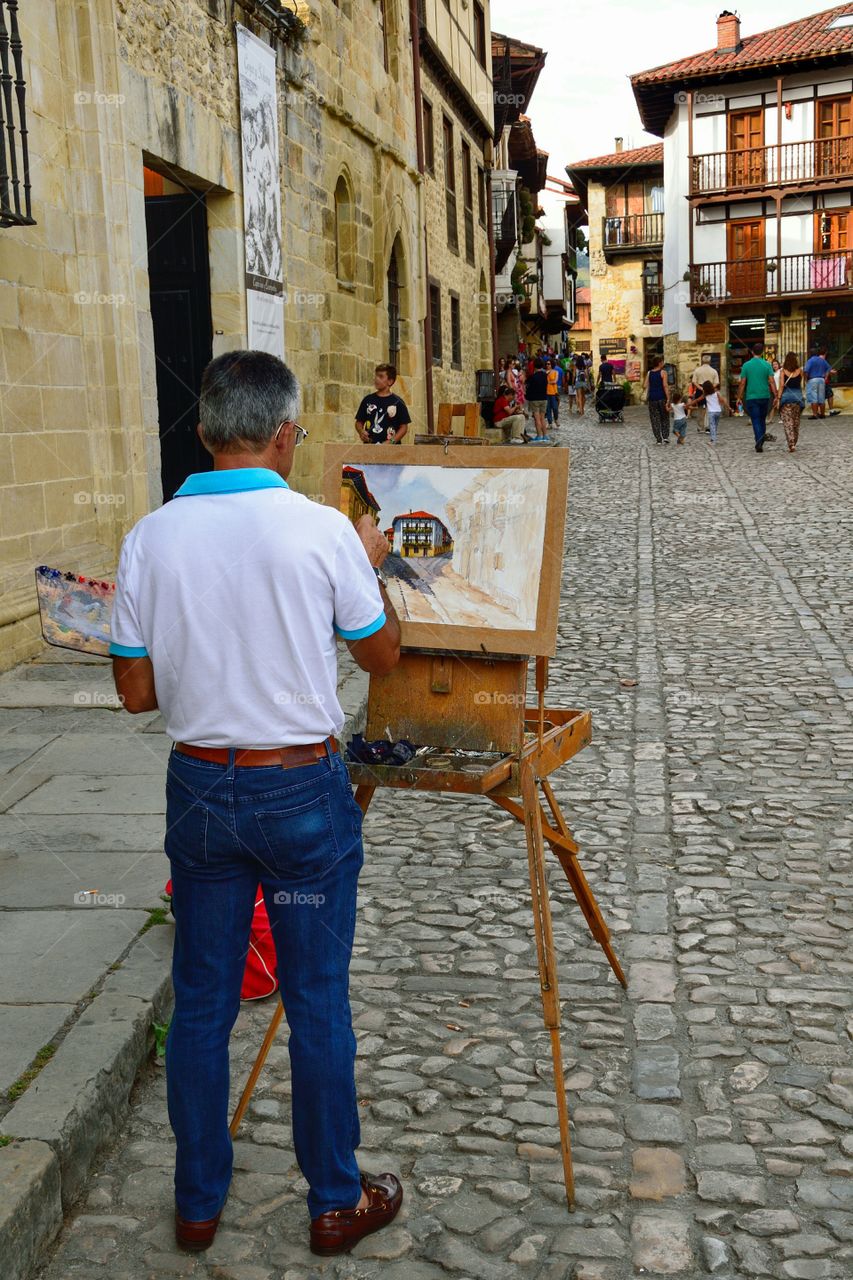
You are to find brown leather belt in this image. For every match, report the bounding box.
[174,738,338,769]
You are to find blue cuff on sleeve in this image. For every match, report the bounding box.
[335,611,386,641]
[108,643,149,658]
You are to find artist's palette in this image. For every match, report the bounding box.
[35,566,115,656]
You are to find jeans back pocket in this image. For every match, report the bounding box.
[255,792,342,881]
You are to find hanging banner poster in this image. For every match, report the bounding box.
[237,25,284,357]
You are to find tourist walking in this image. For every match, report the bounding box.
[526,358,550,439]
[574,355,589,415]
[689,380,730,444]
[643,356,670,444]
[778,351,805,452]
[671,392,688,444]
[737,342,778,452]
[767,359,783,424]
[804,346,835,419]
[545,359,561,426]
[690,356,719,432]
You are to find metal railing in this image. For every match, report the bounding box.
[492,183,518,273]
[692,135,853,195]
[0,0,34,227]
[643,284,663,318]
[690,251,853,304]
[602,212,664,250]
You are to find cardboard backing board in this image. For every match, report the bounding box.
[324,443,569,658]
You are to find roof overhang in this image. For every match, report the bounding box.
[632,48,853,136]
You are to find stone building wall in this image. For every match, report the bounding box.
[587,179,663,397]
[0,0,424,670]
[420,64,493,413]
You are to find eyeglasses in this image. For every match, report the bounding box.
[275,421,309,447]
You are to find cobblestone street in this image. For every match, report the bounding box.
[32,408,853,1280]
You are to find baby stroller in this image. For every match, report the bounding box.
[596,382,625,423]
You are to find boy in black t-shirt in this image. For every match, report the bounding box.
[355,365,412,444]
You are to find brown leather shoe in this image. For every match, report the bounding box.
[310,1171,403,1256]
[175,1208,222,1251]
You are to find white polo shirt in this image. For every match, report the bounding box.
[108,468,385,748]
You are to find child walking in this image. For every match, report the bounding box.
[689,380,730,444]
[671,393,688,444]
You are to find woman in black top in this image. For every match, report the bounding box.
[778,351,805,453]
[642,357,671,444]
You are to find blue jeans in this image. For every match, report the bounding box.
[546,393,560,424]
[164,745,364,1221]
[707,411,721,442]
[744,397,769,444]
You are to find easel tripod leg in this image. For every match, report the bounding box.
[540,778,627,990]
[229,1000,285,1138]
[520,762,575,1210]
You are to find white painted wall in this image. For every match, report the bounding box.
[659,61,853,324]
[662,104,695,341]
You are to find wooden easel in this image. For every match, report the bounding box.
[229,649,626,1212]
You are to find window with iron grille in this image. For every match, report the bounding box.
[429,281,442,364]
[477,164,486,226]
[450,292,462,367]
[461,141,474,264]
[0,0,34,227]
[387,244,400,366]
[423,97,434,174]
[443,116,458,253]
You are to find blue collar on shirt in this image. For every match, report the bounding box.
[173,468,290,497]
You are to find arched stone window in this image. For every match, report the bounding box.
[387,239,401,367]
[334,175,355,284]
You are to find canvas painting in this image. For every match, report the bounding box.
[35,567,115,656]
[325,444,569,657]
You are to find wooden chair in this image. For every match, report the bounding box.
[436,402,482,437]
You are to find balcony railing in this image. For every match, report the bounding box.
[492,183,518,274]
[602,212,664,252]
[692,135,853,196]
[689,251,853,305]
[643,284,663,320]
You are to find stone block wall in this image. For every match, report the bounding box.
[0,0,428,668]
[421,63,493,415]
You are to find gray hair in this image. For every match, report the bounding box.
[199,350,300,449]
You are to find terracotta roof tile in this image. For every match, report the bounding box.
[568,143,663,170]
[631,1,853,85]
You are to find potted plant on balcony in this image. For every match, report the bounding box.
[645,304,663,324]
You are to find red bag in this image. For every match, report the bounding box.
[164,881,279,1000]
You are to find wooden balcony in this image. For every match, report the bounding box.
[601,212,664,254]
[689,251,853,306]
[691,135,853,197]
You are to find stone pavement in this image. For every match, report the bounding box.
[5,404,853,1279]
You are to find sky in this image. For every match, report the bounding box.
[351,463,483,528]
[488,0,829,225]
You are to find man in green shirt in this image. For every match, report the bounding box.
[737,343,778,453]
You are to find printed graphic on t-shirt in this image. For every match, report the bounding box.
[356,394,412,443]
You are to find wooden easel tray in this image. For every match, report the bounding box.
[345,709,591,797]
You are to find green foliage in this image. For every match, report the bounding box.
[152,1022,170,1061]
[7,1045,56,1102]
[140,905,169,935]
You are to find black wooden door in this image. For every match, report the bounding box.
[145,194,213,501]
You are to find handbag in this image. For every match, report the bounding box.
[779,376,804,408]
